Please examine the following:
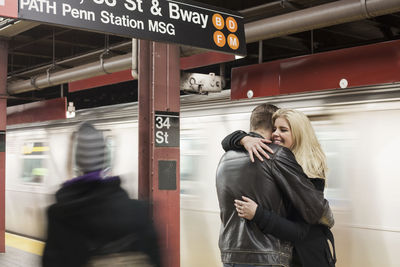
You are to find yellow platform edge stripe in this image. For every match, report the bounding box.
[5,233,45,256]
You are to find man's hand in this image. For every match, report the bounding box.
[240,136,273,162]
[234,196,258,220]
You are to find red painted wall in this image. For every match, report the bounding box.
[231,40,400,100]
[180,51,235,70]
[7,98,67,125]
[69,70,135,92]
[0,0,18,18]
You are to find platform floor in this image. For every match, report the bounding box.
[0,233,43,267]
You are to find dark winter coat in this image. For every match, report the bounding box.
[42,172,161,267]
[253,178,336,267]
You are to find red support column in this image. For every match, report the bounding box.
[0,39,8,253]
[138,40,152,201]
[138,40,180,267]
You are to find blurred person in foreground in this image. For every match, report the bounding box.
[224,108,336,267]
[216,104,333,267]
[42,122,160,267]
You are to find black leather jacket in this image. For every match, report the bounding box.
[216,134,327,266]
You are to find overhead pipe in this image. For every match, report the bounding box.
[8,40,132,78]
[245,0,400,43]
[7,39,137,95]
[131,38,138,79]
[240,0,288,21]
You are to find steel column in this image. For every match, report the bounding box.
[138,40,180,267]
[138,40,152,201]
[0,39,8,253]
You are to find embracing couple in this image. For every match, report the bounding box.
[216,103,336,267]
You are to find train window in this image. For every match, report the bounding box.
[21,142,49,184]
[312,119,356,201]
[104,135,115,173]
[181,155,197,182]
[180,134,207,196]
[322,141,345,189]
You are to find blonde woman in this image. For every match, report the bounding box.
[224,109,335,267]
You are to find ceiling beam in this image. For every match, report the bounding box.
[264,36,309,51]
[0,20,40,38]
[8,51,53,59]
[12,29,71,51]
[41,39,99,49]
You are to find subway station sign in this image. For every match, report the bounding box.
[17,0,246,55]
[155,111,179,147]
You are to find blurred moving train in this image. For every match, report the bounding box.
[5,84,400,267]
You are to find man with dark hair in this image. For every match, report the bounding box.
[216,103,329,267]
[249,103,279,132]
[222,104,278,162]
[43,122,161,267]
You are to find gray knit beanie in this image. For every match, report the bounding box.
[75,122,107,174]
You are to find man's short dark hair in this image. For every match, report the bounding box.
[250,103,279,131]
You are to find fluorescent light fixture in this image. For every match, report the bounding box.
[235,55,245,60]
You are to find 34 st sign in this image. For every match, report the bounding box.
[16,0,246,56]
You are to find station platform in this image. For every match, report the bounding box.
[0,233,44,266]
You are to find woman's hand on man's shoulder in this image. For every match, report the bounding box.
[240,136,273,162]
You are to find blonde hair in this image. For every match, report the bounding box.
[272,109,327,179]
